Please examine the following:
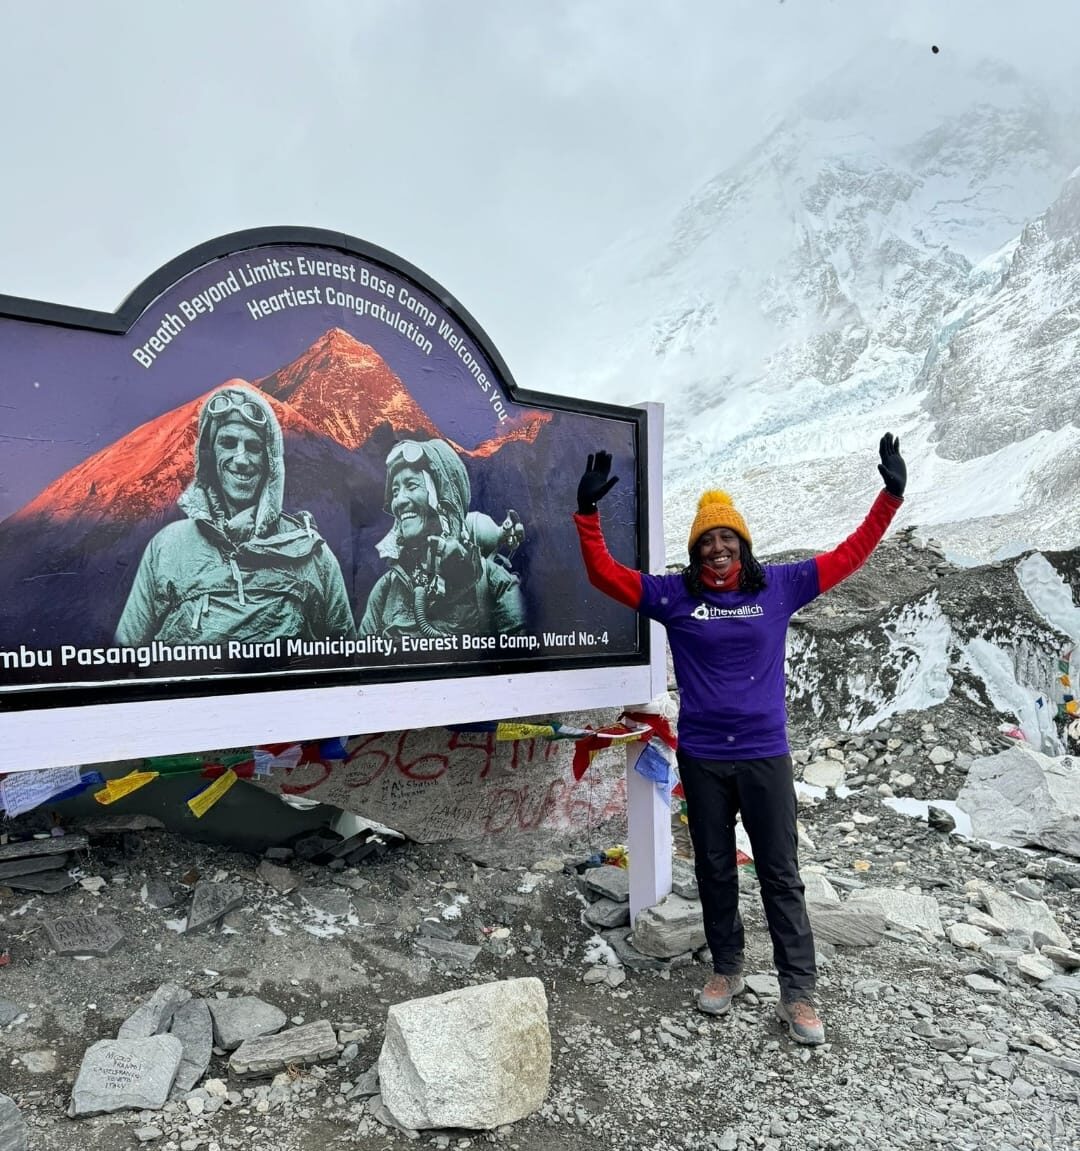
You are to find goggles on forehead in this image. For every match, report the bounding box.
[386,440,426,468]
[206,391,268,426]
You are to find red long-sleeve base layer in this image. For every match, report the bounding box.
[574,489,903,602]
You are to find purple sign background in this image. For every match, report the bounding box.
[0,236,647,703]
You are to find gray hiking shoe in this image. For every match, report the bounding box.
[776,997,825,1045]
[697,973,745,1016]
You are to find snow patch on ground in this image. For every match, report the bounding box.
[583,934,622,969]
[882,796,973,839]
[883,795,1038,855]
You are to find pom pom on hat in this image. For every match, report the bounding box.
[688,488,752,553]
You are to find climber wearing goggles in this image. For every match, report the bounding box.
[205,390,269,427]
[359,437,526,642]
[385,440,426,468]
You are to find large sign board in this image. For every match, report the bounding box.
[0,229,664,770]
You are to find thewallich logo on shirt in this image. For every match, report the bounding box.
[690,603,765,620]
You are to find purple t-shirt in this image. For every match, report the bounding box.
[639,561,820,759]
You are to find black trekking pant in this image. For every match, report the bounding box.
[677,749,816,1000]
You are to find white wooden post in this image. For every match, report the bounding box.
[625,399,671,925]
[626,740,672,925]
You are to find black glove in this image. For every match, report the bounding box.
[577,451,619,514]
[878,433,906,498]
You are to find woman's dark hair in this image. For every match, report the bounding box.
[682,536,766,598]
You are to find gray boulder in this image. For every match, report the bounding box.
[229,1019,338,1078]
[957,746,1080,857]
[807,904,887,947]
[583,898,630,929]
[979,887,1070,949]
[206,997,286,1051]
[583,867,630,903]
[631,895,706,958]
[801,871,841,906]
[847,887,944,938]
[378,977,550,1130]
[0,1093,28,1151]
[68,1035,183,1116]
[169,999,214,1093]
[118,984,191,1040]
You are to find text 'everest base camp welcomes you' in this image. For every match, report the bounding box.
[0,234,648,707]
[130,255,512,422]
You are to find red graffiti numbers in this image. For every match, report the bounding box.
[446,728,498,778]
[393,730,450,781]
[342,732,394,786]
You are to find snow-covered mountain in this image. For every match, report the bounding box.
[552,43,1079,565]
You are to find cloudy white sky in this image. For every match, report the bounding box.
[1,0,1077,394]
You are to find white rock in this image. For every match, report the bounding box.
[965,908,1008,935]
[964,973,1003,994]
[1040,945,1080,969]
[801,871,841,906]
[981,889,1070,950]
[803,761,845,789]
[929,746,955,765]
[848,887,944,937]
[1016,954,1056,982]
[957,746,1080,857]
[378,978,550,1130]
[745,972,780,998]
[947,923,989,950]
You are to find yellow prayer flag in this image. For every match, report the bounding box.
[93,771,159,805]
[187,769,238,818]
[495,722,556,741]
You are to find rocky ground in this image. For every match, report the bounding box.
[2,709,1080,1151]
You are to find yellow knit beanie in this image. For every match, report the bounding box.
[688,489,752,554]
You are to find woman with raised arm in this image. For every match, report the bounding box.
[573,435,906,1045]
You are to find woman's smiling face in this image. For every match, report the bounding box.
[697,526,741,575]
[390,465,436,542]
